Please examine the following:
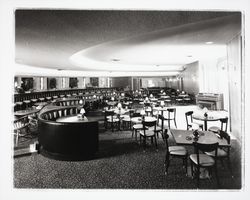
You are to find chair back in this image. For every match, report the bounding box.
[166,108,176,119]
[104,110,115,121]
[144,102,151,107]
[220,117,228,132]
[132,112,141,118]
[129,110,135,118]
[13,116,29,131]
[142,120,156,133]
[193,142,219,165]
[219,130,230,144]
[185,111,194,130]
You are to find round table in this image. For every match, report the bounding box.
[56,115,88,123]
[153,107,168,116]
[193,115,221,131]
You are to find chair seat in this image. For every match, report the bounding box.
[208,126,220,133]
[133,124,144,130]
[23,100,31,104]
[122,117,131,122]
[191,122,203,129]
[169,146,187,156]
[148,126,162,132]
[31,99,38,102]
[190,154,215,167]
[139,130,155,137]
[205,148,228,157]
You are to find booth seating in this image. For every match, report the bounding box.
[38,106,99,161]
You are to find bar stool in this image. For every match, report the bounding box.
[15,101,24,111]
[39,97,45,102]
[53,96,58,100]
[46,96,52,101]
[23,100,31,109]
[31,99,38,106]
[60,94,65,98]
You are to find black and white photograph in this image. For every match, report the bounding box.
[0,0,250,199]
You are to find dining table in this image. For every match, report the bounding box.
[193,111,228,131]
[170,129,229,147]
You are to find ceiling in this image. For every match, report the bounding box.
[15,10,241,76]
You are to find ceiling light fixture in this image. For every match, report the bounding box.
[111,59,120,62]
[187,55,192,57]
[205,41,214,45]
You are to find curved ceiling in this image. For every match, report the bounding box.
[15,10,241,76]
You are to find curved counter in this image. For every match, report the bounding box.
[38,106,99,161]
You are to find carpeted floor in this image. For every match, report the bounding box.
[13,105,242,190]
[14,129,242,189]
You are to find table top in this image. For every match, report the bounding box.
[170,129,229,147]
[56,115,88,123]
[104,108,130,115]
[131,116,157,124]
[14,109,40,117]
[193,110,227,122]
[153,107,169,111]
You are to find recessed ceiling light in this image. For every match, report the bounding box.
[187,55,192,57]
[205,41,214,45]
[111,59,120,62]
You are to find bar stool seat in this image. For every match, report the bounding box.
[39,98,45,102]
[15,102,23,110]
[23,100,31,108]
[46,97,52,101]
[60,95,65,98]
[31,99,38,103]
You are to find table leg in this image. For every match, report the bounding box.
[204,120,207,131]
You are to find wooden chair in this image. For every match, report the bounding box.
[163,130,188,175]
[208,117,228,133]
[190,142,219,188]
[104,110,119,132]
[13,116,31,146]
[131,113,143,140]
[122,109,134,130]
[139,120,158,150]
[205,130,233,178]
[185,111,203,130]
[162,108,177,128]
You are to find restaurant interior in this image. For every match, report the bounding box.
[6,7,246,192]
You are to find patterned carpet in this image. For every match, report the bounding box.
[14,128,242,189]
